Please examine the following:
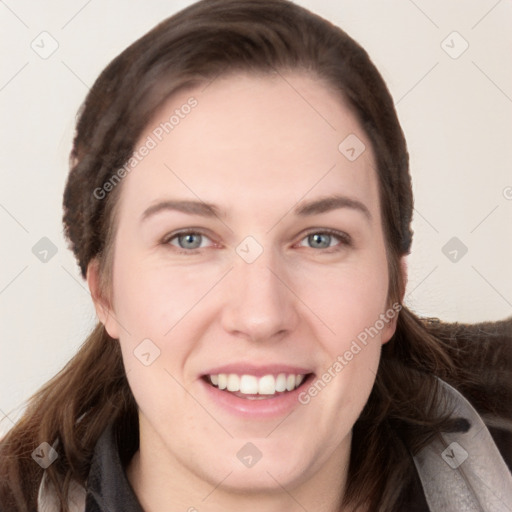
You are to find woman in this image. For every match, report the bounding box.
[1,0,511,510]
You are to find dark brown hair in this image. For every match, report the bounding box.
[1,1,508,511]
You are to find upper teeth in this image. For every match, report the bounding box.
[209,373,305,395]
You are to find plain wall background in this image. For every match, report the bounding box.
[1,0,511,436]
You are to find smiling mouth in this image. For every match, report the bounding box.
[202,372,313,400]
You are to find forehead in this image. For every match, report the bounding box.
[116,71,380,223]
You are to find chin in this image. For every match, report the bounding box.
[191,438,316,493]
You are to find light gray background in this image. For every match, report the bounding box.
[1,0,511,436]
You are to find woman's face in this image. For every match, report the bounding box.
[89,72,402,499]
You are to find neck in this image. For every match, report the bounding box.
[126,424,354,512]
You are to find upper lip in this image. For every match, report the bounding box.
[201,363,314,378]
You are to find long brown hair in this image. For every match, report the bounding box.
[1,1,507,510]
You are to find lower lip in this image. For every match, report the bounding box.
[199,375,314,419]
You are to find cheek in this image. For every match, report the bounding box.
[297,250,389,411]
[300,258,389,349]
[112,250,217,339]
[301,278,386,438]
[111,258,219,409]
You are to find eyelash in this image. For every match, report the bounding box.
[161,228,352,255]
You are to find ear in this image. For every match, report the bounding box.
[381,256,408,344]
[86,258,120,340]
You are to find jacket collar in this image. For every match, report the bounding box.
[412,378,512,511]
[84,421,143,511]
[37,422,142,512]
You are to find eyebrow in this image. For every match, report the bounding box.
[141,200,223,223]
[294,195,372,221]
[140,194,372,223]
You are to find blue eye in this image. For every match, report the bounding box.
[162,229,351,254]
[305,233,334,249]
[164,231,213,252]
[299,230,351,251]
[176,233,202,250]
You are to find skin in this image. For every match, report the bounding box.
[88,71,406,512]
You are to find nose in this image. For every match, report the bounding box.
[220,246,299,343]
